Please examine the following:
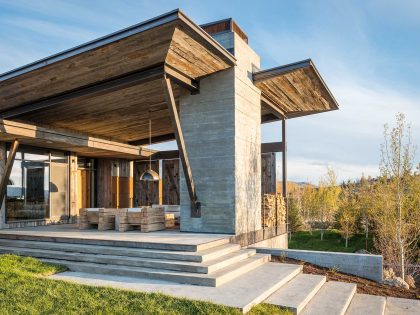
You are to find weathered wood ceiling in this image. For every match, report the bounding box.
[0,9,235,145]
[255,59,339,119]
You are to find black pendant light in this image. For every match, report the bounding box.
[140,115,160,181]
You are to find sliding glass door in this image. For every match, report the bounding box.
[6,146,69,222]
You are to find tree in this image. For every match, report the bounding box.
[318,168,341,240]
[371,113,419,280]
[337,183,358,247]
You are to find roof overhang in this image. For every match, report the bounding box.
[0,9,236,146]
[0,119,153,159]
[254,59,339,120]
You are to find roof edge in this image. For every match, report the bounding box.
[0,8,236,82]
[254,59,339,110]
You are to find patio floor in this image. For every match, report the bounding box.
[0,224,232,249]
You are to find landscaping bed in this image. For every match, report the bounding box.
[272,256,419,300]
[0,254,290,315]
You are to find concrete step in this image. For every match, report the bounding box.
[385,297,420,315]
[345,294,386,315]
[300,281,357,315]
[40,253,271,287]
[0,232,229,252]
[0,245,255,274]
[0,238,241,262]
[51,262,303,313]
[265,274,326,314]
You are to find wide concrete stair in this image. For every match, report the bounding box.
[0,235,416,314]
[0,236,271,287]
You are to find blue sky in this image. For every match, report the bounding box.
[0,0,419,183]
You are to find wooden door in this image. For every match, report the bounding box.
[77,169,91,209]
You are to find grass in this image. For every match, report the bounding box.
[0,254,291,315]
[288,229,375,253]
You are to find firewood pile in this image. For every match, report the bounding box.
[261,193,286,228]
[116,207,165,232]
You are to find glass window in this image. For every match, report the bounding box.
[6,147,69,222]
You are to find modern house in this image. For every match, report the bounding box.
[0,9,338,247]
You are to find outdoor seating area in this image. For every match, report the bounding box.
[79,206,172,233]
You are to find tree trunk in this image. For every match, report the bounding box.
[320,229,324,241]
[345,234,348,248]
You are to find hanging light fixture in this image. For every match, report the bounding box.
[140,115,160,181]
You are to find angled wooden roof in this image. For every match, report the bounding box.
[0,9,235,146]
[255,59,339,119]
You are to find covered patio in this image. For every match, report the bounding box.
[0,9,338,244]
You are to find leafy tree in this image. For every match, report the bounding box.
[318,168,341,240]
[370,113,420,280]
[337,183,358,247]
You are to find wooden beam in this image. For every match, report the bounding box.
[143,142,284,161]
[0,64,165,119]
[262,142,284,153]
[261,93,287,119]
[129,133,175,146]
[0,119,147,158]
[164,65,199,93]
[261,113,279,124]
[162,74,200,217]
[0,139,19,207]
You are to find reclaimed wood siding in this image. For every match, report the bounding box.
[133,161,160,206]
[162,159,180,205]
[261,153,276,195]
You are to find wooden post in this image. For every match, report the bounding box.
[162,74,200,217]
[0,139,19,207]
[282,118,287,234]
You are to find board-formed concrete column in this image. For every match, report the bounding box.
[179,33,261,235]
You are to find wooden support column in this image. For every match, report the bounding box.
[282,118,288,233]
[0,139,19,207]
[162,74,200,217]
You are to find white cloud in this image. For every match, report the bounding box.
[281,157,380,184]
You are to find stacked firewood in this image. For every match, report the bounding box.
[261,193,286,228]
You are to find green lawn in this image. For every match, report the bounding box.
[0,254,290,315]
[288,229,375,253]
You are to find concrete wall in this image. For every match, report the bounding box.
[179,33,261,234]
[254,248,383,282]
[250,234,288,249]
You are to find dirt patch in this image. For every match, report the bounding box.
[272,256,419,300]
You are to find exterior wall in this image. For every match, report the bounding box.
[179,33,261,235]
[255,248,383,282]
[250,233,288,249]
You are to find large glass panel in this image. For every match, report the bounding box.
[6,148,69,222]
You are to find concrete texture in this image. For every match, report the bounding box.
[40,253,270,287]
[0,224,231,251]
[251,233,288,249]
[0,245,256,274]
[179,32,261,235]
[0,238,241,262]
[50,262,302,313]
[265,274,326,314]
[255,248,383,282]
[385,297,420,315]
[346,293,386,315]
[300,281,356,315]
